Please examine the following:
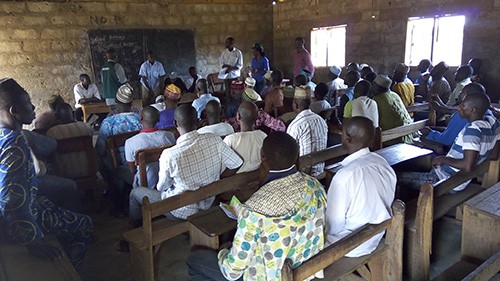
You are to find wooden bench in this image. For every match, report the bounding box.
[404,157,500,281]
[406,102,429,114]
[0,236,81,281]
[123,170,261,281]
[432,183,500,281]
[105,130,140,168]
[281,200,405,281]
[134,144,174,187]
[55,135,101,207]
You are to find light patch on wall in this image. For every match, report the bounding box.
[405,15,466,66]
[311,25,346,67]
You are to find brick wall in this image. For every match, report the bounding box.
[0,1,273,116]
[272,0,500,102]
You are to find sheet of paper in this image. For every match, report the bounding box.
[219,203,237,220]
[218,67,228,79]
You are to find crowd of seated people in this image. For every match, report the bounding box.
[1,39,499,281]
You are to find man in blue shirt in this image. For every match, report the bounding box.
[139,50,166,106]
[0,78,93,269]
[192,79,220,119]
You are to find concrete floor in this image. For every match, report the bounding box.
[77,204,465,281]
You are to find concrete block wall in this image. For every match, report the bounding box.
[272,0,500,101]
[0,1,273,116]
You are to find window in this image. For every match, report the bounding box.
[405,15,465,66]
[311,25,346,67]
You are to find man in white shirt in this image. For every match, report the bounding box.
[326,65,346,106]
[128,104,242,227]
[197,100,235,137]
[327,116,396,257]
[139,51,166,106]
[192,79,220,119]
[73,73,101,121]
[447,65,472,106]
[219,37,243,103]
[183,66,202,93]
[287,86,328,177]
[224,101,267,173]
[343,79,379,127]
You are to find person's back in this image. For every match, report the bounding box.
[192,79,220,119]
[344,80,379,127]
[392,81,415,107]
[287,87,328,176]
[47,103,94,179]
[327,117,396,257]
[187,132,326,281]
[197,100,234,137]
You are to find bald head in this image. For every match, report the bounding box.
[342,116,375,153]
[205,100,221,124]
[174,104,198,132]
[345,71,361,87]
[55,102,75,124]
[141,106,160,128]
[237,101,258,125]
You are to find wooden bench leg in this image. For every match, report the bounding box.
[129,244,154,281]
[189,224,219,250]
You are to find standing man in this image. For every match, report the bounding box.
[139,50,166,106]
[219,37,243,103]
[101,48,127,108]
[294,37,314,79]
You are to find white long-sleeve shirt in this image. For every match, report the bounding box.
[326,147,396,257]
[219,47,243,79]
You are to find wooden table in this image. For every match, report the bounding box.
[462,182,500,263]
[325,143,433,186]
[188,206,237,250]
[80,102,110,123]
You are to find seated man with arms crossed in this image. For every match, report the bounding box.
[0,78,93,270]
[187,132,327,281]
[327,116,396,257]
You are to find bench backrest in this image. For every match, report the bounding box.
[297,128,382,175]
[55,135,97,181]
[406,155,499,280]
[207,73,224,93]
[105,130,140,168]
[381,119,428,145]
[134,144,174,187]
[282,200,405,281]
[141,169,262,246]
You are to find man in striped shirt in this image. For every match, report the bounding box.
[432,91,500,191]
[287,86,328,177]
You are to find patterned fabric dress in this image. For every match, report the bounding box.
[218,172,327,281]
[0,128,93,269]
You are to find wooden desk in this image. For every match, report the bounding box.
[81,102,110,122]
[325,143,433,186]
[462,182,500,263]
[188,206,237,249]
[406,102,429,113]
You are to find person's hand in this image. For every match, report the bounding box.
[219,241,232,251]
[422,73,430,82]
[432,156,446,168]
[27,238,63,261]
[420,127,431,136]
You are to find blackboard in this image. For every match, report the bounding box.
[88,29,196,84]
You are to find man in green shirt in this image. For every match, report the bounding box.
[101,48,127,107]
[372,74,413,144]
